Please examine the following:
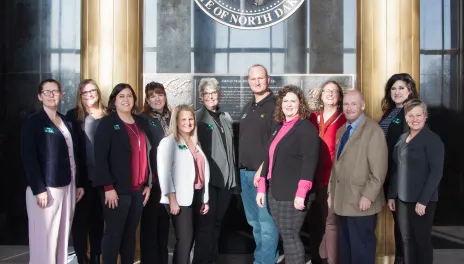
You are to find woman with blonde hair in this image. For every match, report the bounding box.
[66,79,106,264]
[157,104,210,264]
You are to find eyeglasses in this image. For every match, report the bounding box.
[322,89,337,94]
[203,91,218,97]
[41,90,60,96]
[81,89,98,97]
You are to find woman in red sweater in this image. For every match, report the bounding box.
[308,81,346,264]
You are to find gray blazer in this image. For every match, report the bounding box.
[196,107,237,189]
[388,127,445,205]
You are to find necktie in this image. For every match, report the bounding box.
[337,125,352,159]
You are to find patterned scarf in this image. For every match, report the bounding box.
[318,110,341,137]
[151,109,171,136]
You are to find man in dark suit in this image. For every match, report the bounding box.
[328,90,388,264]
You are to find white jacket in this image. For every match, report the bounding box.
[157,134,210,206]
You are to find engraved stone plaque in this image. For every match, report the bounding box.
[144,74,355,121]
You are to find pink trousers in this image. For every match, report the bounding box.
[26,179,75,264]
[319,205,338,264]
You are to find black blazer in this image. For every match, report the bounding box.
[388,127,445,205]
[381,108,409,188]
[21,108,80,195]
[138,113,164,184]
[260,119,320,201]
[65,108,89,186]
[93,112,152,194]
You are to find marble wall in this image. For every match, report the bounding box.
[0,0,81,244]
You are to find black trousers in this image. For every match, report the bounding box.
[193,185,232,264]
[71,185,104,263]
[268,189,308,264]
[307,187,328,263]
[396,199,436,264]
[167,190,205,264]
[101,189,144,264]
[140,185,170,264]
[338,214,377,264]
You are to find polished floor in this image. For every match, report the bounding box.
[0,247,463,264]
[2,225,464,263]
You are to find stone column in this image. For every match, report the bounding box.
[310,0,344,73]
[285,2,307,73]
[81,1,144,262]
[81,0,144,106]
[357,0,420,120]
[157,0,191,73]
[356,1,420,263]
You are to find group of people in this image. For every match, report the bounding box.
[21,64,444,264]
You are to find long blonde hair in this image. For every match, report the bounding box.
[75,79,107,120]
[169,105,198,145]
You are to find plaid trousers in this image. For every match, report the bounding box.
[268,189,308,264]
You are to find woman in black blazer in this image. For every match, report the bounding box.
[139,82,171,264]
[93,83,152,264]
[379,73,419,264]
[388,99,445,264]
[256,85,320,264]
[66,79,107,264]
[21,79,84,264]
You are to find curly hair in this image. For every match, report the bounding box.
[314,80,344,110]
[274,85,311,123]
[381,73,419,116]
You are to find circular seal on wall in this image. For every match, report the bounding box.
[194,0,305,30]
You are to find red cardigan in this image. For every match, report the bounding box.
[309,111,346,188]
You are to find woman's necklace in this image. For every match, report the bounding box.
[211,117,224,133]
[126,123,141,151]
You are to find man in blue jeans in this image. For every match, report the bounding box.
[239,64,279,264]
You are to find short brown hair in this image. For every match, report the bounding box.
[274,85,311,123]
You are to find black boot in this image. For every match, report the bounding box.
[394,256,405,264]
[90,254,101,264]
[76,255,89,264]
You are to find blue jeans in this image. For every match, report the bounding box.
[240,170,279,264]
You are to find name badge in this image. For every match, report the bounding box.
[44,127,54,133]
